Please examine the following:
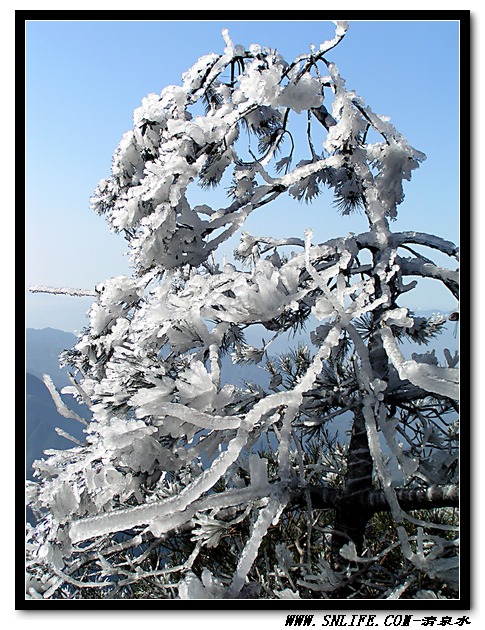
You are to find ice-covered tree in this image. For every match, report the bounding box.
[26,21,460,600]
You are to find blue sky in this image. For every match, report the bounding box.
[25,17,461,333]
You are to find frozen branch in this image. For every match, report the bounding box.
[294,483,459,512]
[29,285,97,297]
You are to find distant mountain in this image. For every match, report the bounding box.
[25,372,86,481]
[25,328,90,488]
[25,327,78,389]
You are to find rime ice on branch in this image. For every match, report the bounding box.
[27,21,459,601]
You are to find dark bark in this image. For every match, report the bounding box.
[367,483,459,512]
[290,483,459,512]
[331,408,374,557]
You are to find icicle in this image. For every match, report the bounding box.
[148,402,243,431]
[221,28,234,54]
[363,396,403,523]
[70,427,250,543]
[249,453,269,491]
[229,498,286,597]
[333,21,349,37]
[42,375,88,425]
[386,575,415,600]
[380,327,459,399]
[64,372,92,408]
[54,428,84,446]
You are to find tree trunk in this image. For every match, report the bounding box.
[331,407,373,560]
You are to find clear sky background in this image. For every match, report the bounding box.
[25,17,461,333]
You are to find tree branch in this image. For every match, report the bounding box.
[291,483,459,513]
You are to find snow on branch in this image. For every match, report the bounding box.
[29,285,96,297]
[42,374,88,426]
[392,232,459,258]
[380,326,459,399]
